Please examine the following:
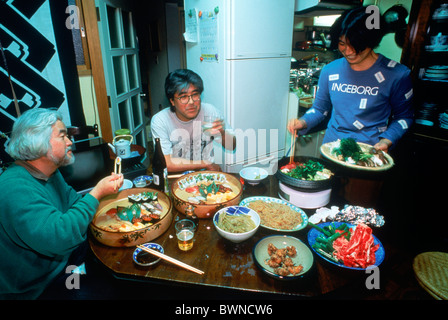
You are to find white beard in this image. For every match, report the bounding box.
[49,148,75,167]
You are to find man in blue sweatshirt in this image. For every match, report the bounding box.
[287,7,413,153]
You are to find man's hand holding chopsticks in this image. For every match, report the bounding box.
[89,173,124,200]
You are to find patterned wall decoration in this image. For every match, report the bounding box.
[0,0,84,163]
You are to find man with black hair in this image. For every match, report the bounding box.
[151,69,236,172]
[287,6,413,153]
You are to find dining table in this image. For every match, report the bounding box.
[88,173,386,299]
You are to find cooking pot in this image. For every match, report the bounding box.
[274,156,337,191]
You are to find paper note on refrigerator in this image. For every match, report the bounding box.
[199,9,218,61]
[184,8,198,43]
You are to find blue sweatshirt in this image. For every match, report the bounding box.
[300,54,414,146]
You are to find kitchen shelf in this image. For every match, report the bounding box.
[412,125,448,143]
[421,77,448,82]
[401,0,448,142]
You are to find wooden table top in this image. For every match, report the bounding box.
[89,175,366,298]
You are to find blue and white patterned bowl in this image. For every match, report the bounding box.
[133,175,153,188]
[239,196,308,232]
[133,242,164,266]
[213,206,260,243]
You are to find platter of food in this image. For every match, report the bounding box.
[171,171,243,219]
[307,221,385,270]
[253,235,314,280]
[90,188,173,247]
[320,138,394,171]
[275,156,335,190]
[239,196,308,232]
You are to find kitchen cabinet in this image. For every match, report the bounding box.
[401,0,448,142]
[397,0,448,248]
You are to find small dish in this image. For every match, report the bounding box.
[119,179,133,191]
[133,243,164,266]
[239,167,268,185]
[213,206,260,243]
[133,175,153,188]
[253,235,314,280]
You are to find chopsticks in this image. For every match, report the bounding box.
[289,130,297,164]
[114,157,122,191]
[167,173,184,179]
[136,245,205,275]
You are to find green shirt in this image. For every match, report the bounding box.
[0,161,99,299]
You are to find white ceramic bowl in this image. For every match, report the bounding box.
[239,167,268,185]
[213,206,260,243]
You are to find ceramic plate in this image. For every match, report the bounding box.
[253,235,314,280]
[307,221,385,270]
[320,141,394,172]
[239,196,308,232]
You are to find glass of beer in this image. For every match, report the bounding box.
[175,219,196,251]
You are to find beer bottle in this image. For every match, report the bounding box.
[152,138,169,193]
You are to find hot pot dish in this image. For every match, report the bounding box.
[171,171,243,219]
[90,188,173,247]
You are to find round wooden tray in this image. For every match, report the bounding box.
[90,187,173,247]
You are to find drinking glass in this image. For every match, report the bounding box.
[175,219,196,251]
[202,116,224,136]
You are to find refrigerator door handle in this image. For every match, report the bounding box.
[242,155,277,167]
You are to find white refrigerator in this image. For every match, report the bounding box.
[184,0,295,173]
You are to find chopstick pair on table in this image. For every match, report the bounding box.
[114,157,122,191]
[136,245,204,275]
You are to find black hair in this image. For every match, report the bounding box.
[165,69,204,112]
[329,6,386,53]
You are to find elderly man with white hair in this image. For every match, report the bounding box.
[0,108,123,299]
